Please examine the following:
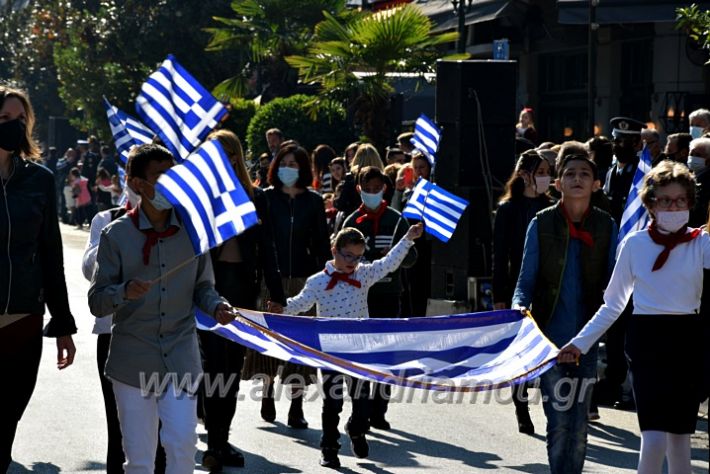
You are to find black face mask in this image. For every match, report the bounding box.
[0,119,26,153]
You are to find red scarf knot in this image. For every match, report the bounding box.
[647,221,701,272]
[560,204,594,248]
[324,269,362,290]
[355,201,387,236]
[129,208,180,265]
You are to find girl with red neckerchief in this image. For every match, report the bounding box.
[560,160,709,474]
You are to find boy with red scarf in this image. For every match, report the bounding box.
[512,154,617,474]
[342,166,417,430]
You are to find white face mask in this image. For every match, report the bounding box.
[655,210,689,233]
[278,166,299,187]
[687,155,706,173]
[690,126,704,139]
[360,190,384,210]
[149,187,173,211]
[534,176,551,194]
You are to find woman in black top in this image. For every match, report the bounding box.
[242,144,330,429]
[0,86,77,472]
[198,130,287,469]
[492,149,552,435]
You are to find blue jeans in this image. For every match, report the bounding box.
[539,347,597,474]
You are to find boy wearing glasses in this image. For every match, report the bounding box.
[268,223,423,468]
[512,154,617,474]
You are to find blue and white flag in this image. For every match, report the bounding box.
[410,114,441,167]
[136,55,227,162]
[156,140,258,255]
[402,178,469,242]
[197,308,558,391]
[103,97,153,165]
[618,146,652,244]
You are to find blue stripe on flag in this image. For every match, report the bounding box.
[103,97,153,164]
[402,178,468,242]
[136,55,227,161]
[410,114,441,166]
[618,146,652,243]
[196,308,559,391]
[156,140,257,255]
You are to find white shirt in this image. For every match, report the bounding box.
[571,228,710,353]
[82,210,114,334]
[285,236,415,318]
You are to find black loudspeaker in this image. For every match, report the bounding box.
[436,60,517,126]
[430,60,517,302]
[48,116,80,156]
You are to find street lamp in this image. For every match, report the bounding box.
[451,0,473,54]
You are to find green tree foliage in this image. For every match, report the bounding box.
[677,4,710,63]
[286,4,464,151]
[245,94,355,157]
[52,0,237,139]
[205,0,351,102]
[1,1,72,142]
[220,97,258,145]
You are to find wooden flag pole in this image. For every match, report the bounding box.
[147,256,198,286]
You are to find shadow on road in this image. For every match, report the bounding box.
[8,462,61,473]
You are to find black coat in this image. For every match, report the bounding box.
[211,187,286,305]
[492,195,553,306]
[0,156,77,336]
[265,186,331,278]
[690,167,710,228]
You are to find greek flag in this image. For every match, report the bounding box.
[402,178,469,242]
[136,55,227,162]
[410,114,441,167]
[197,308,558,391]
[618,146,652,244]
[156,140,258,255]
[103,97,153,165]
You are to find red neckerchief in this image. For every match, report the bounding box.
[560,203,594,248]
[129,208,179,265]
[355,200,387,236]
[647,221,701,271]
[324,268,362,291]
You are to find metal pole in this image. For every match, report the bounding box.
[588,0,598,137]
[457,0,466,54]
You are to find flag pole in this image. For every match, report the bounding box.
[148,256,198,285]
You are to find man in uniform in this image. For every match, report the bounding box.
[599,116,646,410]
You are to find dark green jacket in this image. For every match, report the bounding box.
[531,203,614,329]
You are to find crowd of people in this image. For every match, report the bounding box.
[1,83,708,474]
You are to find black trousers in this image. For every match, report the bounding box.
[320,370,370,450]
[366,293,400,420]
[199,261,255,450]
[97,334,166,474]
[601,301,632,399]
[0,314,43,473]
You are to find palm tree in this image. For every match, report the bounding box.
[204,0,350,101]
[286,4,465,150]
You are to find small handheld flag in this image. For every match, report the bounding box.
[618,146,652,244]
[410,114,441,167]
[103,97,153,165]
[136,55,228,162]
[156,140,258,255]
[402,178,468,242]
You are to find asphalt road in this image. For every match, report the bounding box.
[7,223,709,473]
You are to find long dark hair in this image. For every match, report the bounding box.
[499,150,544,203]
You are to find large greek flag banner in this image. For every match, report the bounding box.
[618,146,652,244]
[402,178,469,242]
[136,55,227,161]
[197,309,558,391]
[156,140,258,255]
[103,97,153,165]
